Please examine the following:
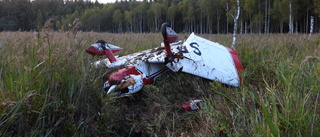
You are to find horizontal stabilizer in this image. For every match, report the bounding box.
[86,42,122,55]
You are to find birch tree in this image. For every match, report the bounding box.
[264,0,271,33]
[148,2,163,31]
[271,0,289,33]
[243,0,255,33]
[226,0,240,49]
[124,10,133,32]
[177,0,188,32]
[197,0,206,33]
[214,0,224,34]
[186,4,195,33]
[133,1,147,33]
[113,9,123,32]
[289,0,294,33]
[167,3,177,29]
[309,16,314,37]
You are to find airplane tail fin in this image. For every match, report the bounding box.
[86,40,122,63]
[161,22,178,56]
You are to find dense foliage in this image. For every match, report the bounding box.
[0,0,319,33]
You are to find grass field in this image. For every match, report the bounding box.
[0,31,319,136]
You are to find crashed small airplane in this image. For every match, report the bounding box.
[86,22,244,96]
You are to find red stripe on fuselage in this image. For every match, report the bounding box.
[108,66,140,84]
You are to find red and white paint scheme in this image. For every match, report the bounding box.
[86,22,244,96]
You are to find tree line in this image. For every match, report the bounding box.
[0,0,320,34]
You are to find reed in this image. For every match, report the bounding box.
[0,32,319,136]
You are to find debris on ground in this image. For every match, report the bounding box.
[181,99,202,111]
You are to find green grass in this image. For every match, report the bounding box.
[0,31,319,136]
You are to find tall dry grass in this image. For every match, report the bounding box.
[0,31,319,136]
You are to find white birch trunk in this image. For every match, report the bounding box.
[289,0,294,33]
[231,0,240,49]
[309,16,314,37]
[264,0,268,33]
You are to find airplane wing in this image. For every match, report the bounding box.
[91,33,243,87]
[157,33,243,87]
[146,33,243,87]
[93,41,182,68]
[94,45,166,68]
